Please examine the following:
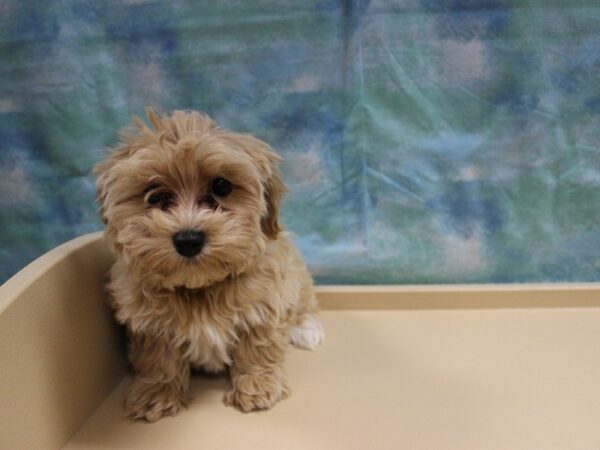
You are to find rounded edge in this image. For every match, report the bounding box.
[0,231,105,314]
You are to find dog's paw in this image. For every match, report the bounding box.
[124,377,188,422]
[291,314,325,350]
[224,370,291,412]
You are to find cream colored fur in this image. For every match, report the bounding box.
[95,109,323,421]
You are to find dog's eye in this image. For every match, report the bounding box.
[211,178,232,197]
[147,191,173,210]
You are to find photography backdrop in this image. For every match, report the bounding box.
[1,0,600,284]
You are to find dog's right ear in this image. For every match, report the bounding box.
[94,152,122,225]
[94,110,162,225]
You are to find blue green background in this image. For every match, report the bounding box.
[1,0,600,284]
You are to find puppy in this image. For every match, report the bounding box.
[95,108,324,422]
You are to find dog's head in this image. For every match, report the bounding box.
[95,108,286,289]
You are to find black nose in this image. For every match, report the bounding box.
[172,230,205,258]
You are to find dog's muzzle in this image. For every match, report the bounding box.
[172,230,205,258]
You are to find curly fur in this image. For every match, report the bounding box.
[95,108,323,421]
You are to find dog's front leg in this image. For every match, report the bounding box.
[225,325,291,412]
[124,332,190,422]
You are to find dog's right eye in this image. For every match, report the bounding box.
[147,191,173,210]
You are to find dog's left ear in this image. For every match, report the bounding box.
[228,133,287,240]
[261,163,286,239]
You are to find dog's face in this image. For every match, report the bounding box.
[95,109,285,290]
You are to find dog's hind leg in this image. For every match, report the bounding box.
[290,313,325,350]
[290,266,325,350]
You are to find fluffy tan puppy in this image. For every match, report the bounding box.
[95,108,324,422]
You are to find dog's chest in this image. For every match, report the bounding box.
[178,310,234,373]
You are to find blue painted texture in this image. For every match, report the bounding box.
[1,0,600,284]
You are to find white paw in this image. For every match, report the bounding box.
[291,314,325,350]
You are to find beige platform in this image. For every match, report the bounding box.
[2,233,600,450]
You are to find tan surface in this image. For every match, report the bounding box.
[3,232,600,450]
[0,233,126,450]
[317,283,600,309]
[66,309,600,450]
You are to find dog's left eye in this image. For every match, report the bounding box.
[211,178,233,197]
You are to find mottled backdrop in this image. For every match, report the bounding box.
[1,0,600,284]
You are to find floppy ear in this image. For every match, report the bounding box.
[93,127,144,225]
[215,131,288,239]
[93,153,122,225]
[94,109,163,225]
[261,164,286,239]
